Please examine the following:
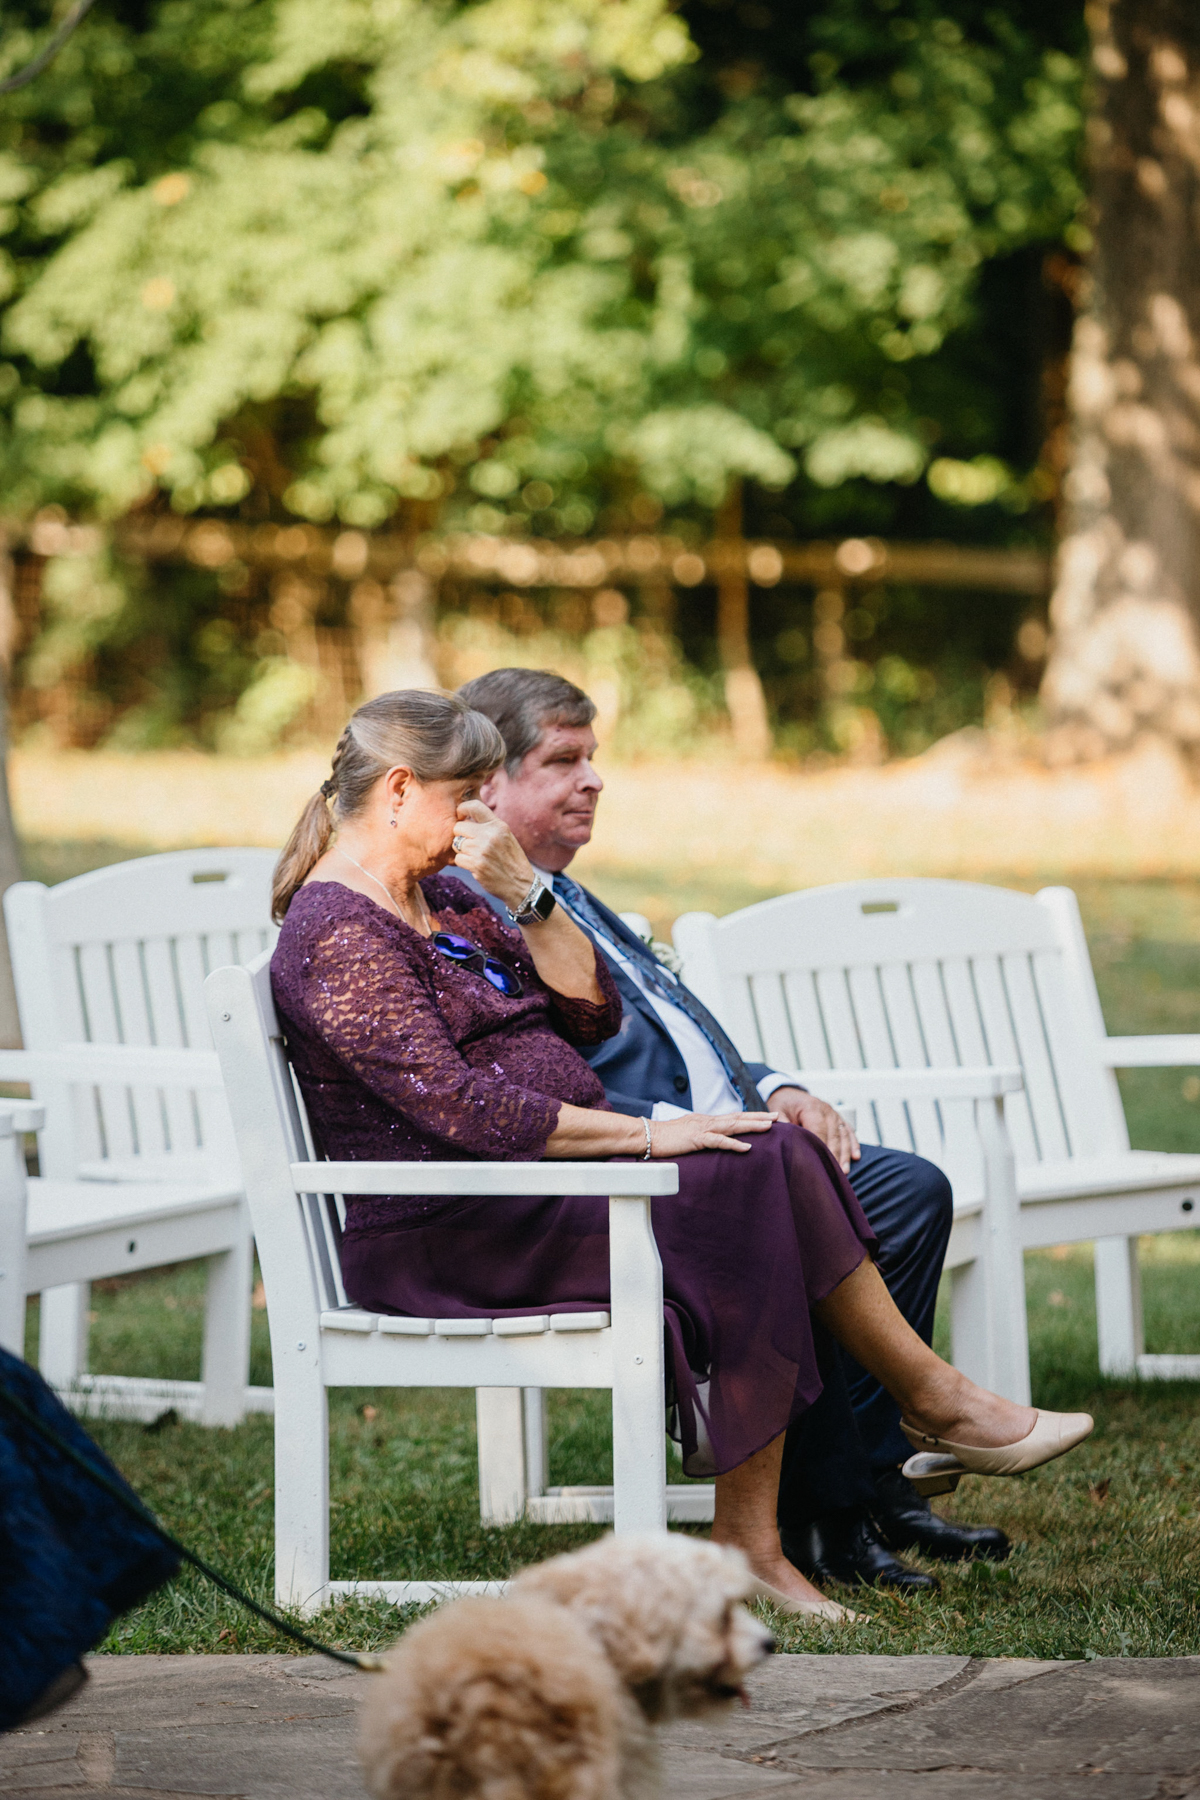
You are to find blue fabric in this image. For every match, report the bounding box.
[0,1348,179,1730]
[446,872,775,1113]
[550,876,765,1112]
[777,1142,953,1522]
[545,878,776,1110]
[842,1141,954,1473]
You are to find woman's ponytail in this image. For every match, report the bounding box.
[271,790,335,923]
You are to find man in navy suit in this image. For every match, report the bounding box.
[457,668,1009,1591]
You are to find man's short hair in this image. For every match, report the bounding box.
[459,668,596,775]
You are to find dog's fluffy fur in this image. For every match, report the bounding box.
[359,1534,772,1800]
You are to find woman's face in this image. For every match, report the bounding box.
[387,769,487,872]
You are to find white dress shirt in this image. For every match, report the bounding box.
[543,869,795,1120]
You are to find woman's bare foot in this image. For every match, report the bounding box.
[711,1433,858,1620]
[905,1366,1036,1450]
[711,1531,847,1614]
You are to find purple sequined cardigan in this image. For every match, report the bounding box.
[270,876,623,1237]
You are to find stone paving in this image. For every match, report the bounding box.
[3,1652,1200,1800]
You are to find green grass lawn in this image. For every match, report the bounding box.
[18,843,1200,1659]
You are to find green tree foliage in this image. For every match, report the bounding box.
[0,0,1084,530]
[0,0,1090,758]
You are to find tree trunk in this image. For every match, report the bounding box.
[714,484,772,760]
[1041,0,1200,763]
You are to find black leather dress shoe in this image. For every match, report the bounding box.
[780,1508,940,1593]
[871,1466,1011,1563]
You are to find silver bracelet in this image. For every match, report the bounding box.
[641,1117,653,1160]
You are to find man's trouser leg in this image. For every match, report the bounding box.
[776,1142,953,1527]
[777,1323,875,1531]
[844,1142,954,1476]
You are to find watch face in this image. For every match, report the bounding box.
[532,883,556,921]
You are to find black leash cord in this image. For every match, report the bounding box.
[0,0,101,95]
[0,1384,384,1672]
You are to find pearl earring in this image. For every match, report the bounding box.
[390,815,397,827]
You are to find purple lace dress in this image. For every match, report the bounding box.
[271,877,875,1476]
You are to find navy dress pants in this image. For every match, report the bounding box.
[777,1141,953,1528]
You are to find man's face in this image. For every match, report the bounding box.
[479,722,602,873]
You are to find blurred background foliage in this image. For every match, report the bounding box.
[0,0,1087,757]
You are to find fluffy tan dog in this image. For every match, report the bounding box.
[358,1533,773,1800]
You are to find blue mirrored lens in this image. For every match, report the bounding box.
[433,932,476,961]
[483,960,522,997]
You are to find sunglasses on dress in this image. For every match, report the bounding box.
[431,931,524,998]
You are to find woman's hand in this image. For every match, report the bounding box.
[451,799,603,1001]
[544,1105,778,1159]
[451,800,535,910]
[649,1111,778,1156]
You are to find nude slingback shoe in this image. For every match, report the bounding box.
[747,1578,867,1624]
[900,1408,1094,1481]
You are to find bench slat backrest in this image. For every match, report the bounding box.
[673,878,1128,1172]
[206,953,345,1330]
[6,848,279,1179]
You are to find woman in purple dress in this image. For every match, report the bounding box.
[270,690,1092,1619]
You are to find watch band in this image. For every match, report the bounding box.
[507,876,556,925]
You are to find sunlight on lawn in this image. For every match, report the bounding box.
[16,735,1200,891]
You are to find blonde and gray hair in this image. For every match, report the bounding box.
[271,690,505,921]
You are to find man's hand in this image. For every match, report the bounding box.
[451,800,536,910]
[768,1087,860,1172]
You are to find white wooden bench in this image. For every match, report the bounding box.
[508,913,1027,1486]
[206,951,681,1614]
[0,1100,45,1351]
[0,848,278,1421]
[0,1083,254,1434]
[674,877,1200,1394]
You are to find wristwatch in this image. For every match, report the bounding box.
[506,875,557,926]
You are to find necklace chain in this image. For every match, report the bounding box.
[336,847,429,933]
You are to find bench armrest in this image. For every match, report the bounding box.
[0,1102,44,1133]
[291,1160,680,1197]
[795,1066,1024,1103]
[0,1044,225,1090]
[1099,1035,1200,1068]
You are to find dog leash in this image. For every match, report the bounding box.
[0,1383,385,1673]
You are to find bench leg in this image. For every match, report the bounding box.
[948,1257,989,1391]
[1095,1235,1143,1378]
[200,1221,254,1427]
[0,1125,27,1356]
[975,1094,1031,1406]
[476,1388,529,1524]
[523,1388,548,1497]
[275,1363,330,1616]
[38,1283,90,1389]
[475,1389,547,1524]
[609,1195,667,1534]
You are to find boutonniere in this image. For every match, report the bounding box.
[650,939,684,975]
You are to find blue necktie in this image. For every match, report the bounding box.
[552,874,763,1112]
